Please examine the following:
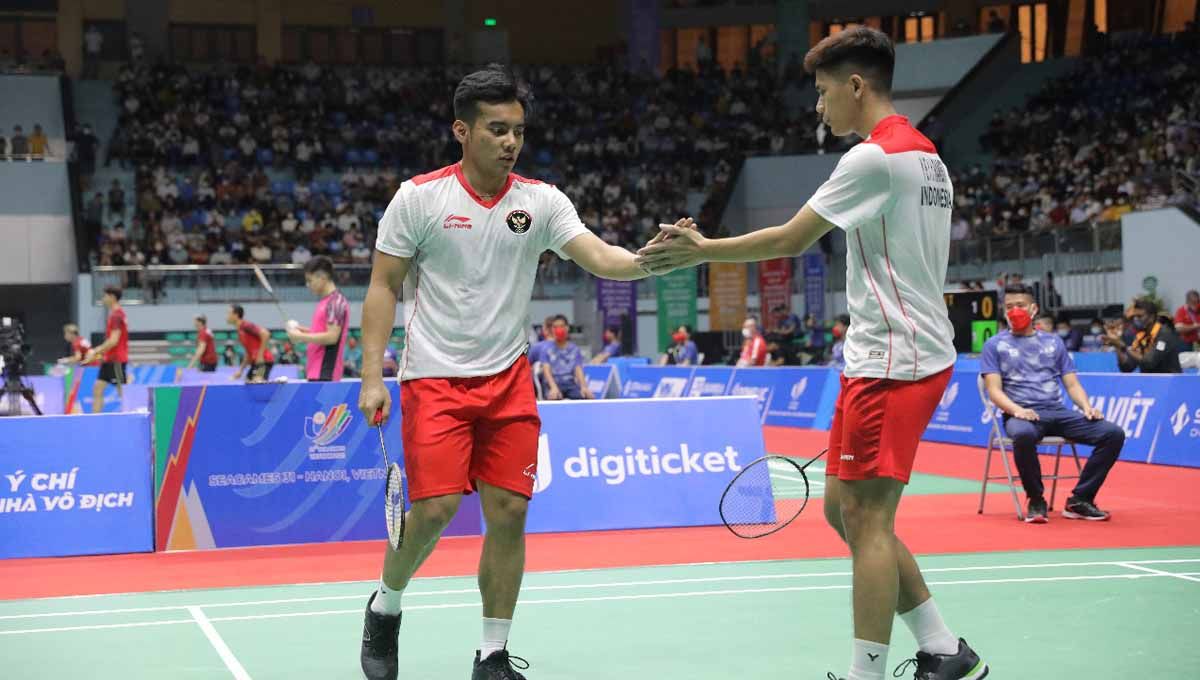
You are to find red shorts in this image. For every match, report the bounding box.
[826,366,953,484]
[400,357,541,501]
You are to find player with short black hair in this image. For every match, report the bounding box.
[357,63,657,680]
[637,26,987,680]
[287,255,351,381]
[186,315,219,372]
[83,286,128,412]
[227,304,274,382]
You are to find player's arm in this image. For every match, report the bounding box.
[186,338,206,369]
[358,251,410,423]
[85,329,121,363]
[635,207,836,274]
[255,326,270,363]
[589,350,611,365]
[574,362,593,399]
[560,231,651,281]
[983,372,1039,421]
[541,362,562,400]
[289,323,341,346]
[1061,372,1102,420]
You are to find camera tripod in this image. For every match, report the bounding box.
[1,374,41,416]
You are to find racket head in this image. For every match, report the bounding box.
[251,264,277,296]
[384,462,406,551]
[719,454,817,539]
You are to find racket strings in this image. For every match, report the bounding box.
[720,451,825,539]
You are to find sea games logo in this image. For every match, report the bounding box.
[305,404,353,459]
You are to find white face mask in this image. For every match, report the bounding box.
[742,328,752,339]
[1090,326,1102,334]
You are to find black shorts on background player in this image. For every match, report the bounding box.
[248,362,274,381]
[98,362,126,384]
[200,362,217,373]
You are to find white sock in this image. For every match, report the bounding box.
[370,577,404,616]
[480,617,512,659]
[900,598,959,656]
[847,639,889,680]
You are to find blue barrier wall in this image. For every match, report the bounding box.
[1,413,154,558]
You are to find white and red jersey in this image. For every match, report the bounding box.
[375,163,589,381]
[808,115,956,381]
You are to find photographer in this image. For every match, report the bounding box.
[1105,299,1182,374]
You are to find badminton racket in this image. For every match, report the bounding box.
[719,449,826,539]
[374,409,407,551]
[251,263,293,329]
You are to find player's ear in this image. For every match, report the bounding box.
[850,74,865,100]
[452,119,469,144]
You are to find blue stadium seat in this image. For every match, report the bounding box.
[364,150,380,165]
[383,112,397,126]
[346,149,363,165]
[271,180,288,195]
[324,181,343,196]
[536,149,553,166]
[223,148,236,161]
[333,112,348,126]
[257,149,274,165]
[178,181,195,202]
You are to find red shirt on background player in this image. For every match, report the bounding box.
[83,285,129,413]
[58,323,99,366]
[187,315,219,371]
[286,256,351,381]
[227,304,274,382]
[355,65,660,678]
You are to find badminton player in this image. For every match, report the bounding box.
[636,27,988,680]
[285,256,351,382]
[226,304,274,382]
[357,64,656,680]
[185,315,219,372]
[82,286,128,413]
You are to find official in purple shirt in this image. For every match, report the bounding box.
[980,285,1125,523]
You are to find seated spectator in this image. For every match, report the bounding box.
[1174,290,1200,351]
[981,284,1125,522]
[1034,313,1055,334]
[737,317,768,367]
[590,325,623,364]
[662,325,699,366]
[28,124,48,159]
[1079,318,1106,352]
[828,314,850,370]
[1106,298,1183,373]
[528,315,555,365]
[10,125,29,158]
[1055,317,1082,352]
[343,335,362,378]
[540,314,593,400]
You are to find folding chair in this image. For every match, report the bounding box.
[531,361,545,400]
[976,374,1083,521]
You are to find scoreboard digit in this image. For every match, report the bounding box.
[944,291,999,354]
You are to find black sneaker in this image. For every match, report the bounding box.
[895,638,989,679]
[360,592,402,680]
[1063,497,1110,521]
[472,649,530,680]
[825,674,846,680]
[1025,497,1049,524]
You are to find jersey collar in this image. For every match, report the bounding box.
[867,114,909,139]
[453,162,515,209]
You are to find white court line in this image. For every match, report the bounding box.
[1117,562,1200,584]
[188,606,252,680]
[2,570,1199,636]
[4,558,1199,621]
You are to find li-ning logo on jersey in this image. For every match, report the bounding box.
[443,214,473,230]
[305,404,352,446]
[506,209,532,234]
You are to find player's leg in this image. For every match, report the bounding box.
[113,362,125,404]
[469,359,540,678]
[361,378,474,680]
[91,378,108,413]
[1042,405,1124,519]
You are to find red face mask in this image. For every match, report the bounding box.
[831,327,843,339]
[672,332,686,343]
[603,332,613,344]
[553,327,568,342]
[1007,307,1032,332]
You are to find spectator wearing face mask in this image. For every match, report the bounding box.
[1079,318,1106,352]
[590,325,623,364]
[1034,313,1055,334]
[828,314,850,370]
[1054,317,1082,352]
[540,315,594,400]
[1106,299,1182,374]
[737,318,768,367]
[662,325,699,366]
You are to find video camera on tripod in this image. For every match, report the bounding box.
[0,316,41,416]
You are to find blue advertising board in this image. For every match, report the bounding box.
[762,367,833,429]
[687,367,735,397]
[1,413,154,559]
[527,396,768,533]
[621,365,695,398]
[581,365,618,399]
[152,381,482,550]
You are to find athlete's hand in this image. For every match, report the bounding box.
[547,386,563,401]
[582,385,595,400]
[635,218,706,275]
[1083,406,1103,421]
[1013,407,1040,421]
[359,378,392,426]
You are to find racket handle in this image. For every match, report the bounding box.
[373,409,383,426]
